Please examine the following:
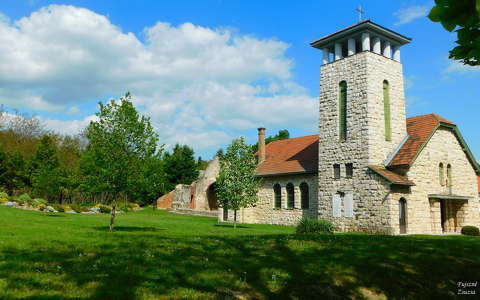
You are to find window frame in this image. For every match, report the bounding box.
[273,184,282,209]
[286,183,295,209]
[300,182,309,209]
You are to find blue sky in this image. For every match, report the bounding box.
[0,0,478,161]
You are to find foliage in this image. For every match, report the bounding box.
[428,0,480,66]
[18,193,32,202]
[0,197,8,204]
[163,144,199,191]
[1,206,480,299]
[461,225,480,236]
[99,205,112,214]
[296,218,335,234]
[197,156,209,171]
[0,191,8,198]
[216,137,259,228]
[251,129,290,153]
[80,92,162,230]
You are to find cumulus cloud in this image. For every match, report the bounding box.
[0,5,317,153]
[394,5,429,26]
[444,60,480,74]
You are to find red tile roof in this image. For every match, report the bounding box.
[390,114,455,167]
[256,134,319,176]
[368,166,415,186]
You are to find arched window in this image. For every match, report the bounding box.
[447,164,452,187]
[339,81,347,141]
[399,198,407,234]
[273,184,281,208]
[439,163,444,186]
[300,182,309,209]
[383,80,392,141]
[286,183,295,208]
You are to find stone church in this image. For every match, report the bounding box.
[159,20,480,234]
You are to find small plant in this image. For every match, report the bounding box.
[0,197,8,204]
[99,205,112,214]
[296,218,335,235]
[130,203,140,209]
[461,226,479,236]
[37,204,46,211]
[19,193,32,202]
[0,192,8,198]
[69,204,82,213]
[52,204,65,213]
[33,198,47,205]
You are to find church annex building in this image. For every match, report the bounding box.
[158,20,480,235]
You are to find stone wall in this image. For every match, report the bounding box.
[193,157,220,211]
[318,51,408,233]
[219,174,318,226]
[403,127,480,234]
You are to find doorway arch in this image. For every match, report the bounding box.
[206,183,218,210]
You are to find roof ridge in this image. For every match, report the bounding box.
[407,113,455,124]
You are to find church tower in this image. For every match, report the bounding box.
[312,20,411,232]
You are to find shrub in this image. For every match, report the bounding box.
[52,204,65,213]
[0,197,8,204]
[69,204,81,213]
[33,198,47,205]
[0,192,8,198]
[19,193,32,202]
[461,226,479,236]
[99,205,112,214]
[296,218,335,235]
[130,203,140,209]
[37,204,46,211]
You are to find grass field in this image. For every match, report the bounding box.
[0,206,479,299]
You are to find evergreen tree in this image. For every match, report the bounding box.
[163,144,199,190]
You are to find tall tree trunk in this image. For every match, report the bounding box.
[234,209,237,229]
[109,200,116,232]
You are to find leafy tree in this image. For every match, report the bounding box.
[251,129,290,153]
[163,144,199,190]
[428,0,480,66]
[0,151,29,195]
[216,137,259,228]
[197,156,209,171]
[30,135,65,201]
[81,92,160,231]
[215,148,224,158]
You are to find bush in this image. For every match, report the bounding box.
[99,205,112,214]
[461,226,479,236]
[0,197,8,204]
[33,198,47,205]
[0,192,8,198]
[18,193,32,202]
[296,218,335,235]
[37,204,46,211]
[69,204,81,213]
[52,204,65,213]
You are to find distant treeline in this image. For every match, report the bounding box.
[0,108,204,206]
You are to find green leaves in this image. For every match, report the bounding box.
[428,0,480,65]
[216,137,260,218]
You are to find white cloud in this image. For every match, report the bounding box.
[0,5,317,153]
[394,5,429,26]
[444,61,480,74]
[42,115,98,135]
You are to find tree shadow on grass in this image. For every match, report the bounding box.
[214,224,250,229]
[1,233,479,299]
[93,226,164,232]
[44,214,66,217]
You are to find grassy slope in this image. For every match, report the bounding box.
[0,206,479,300]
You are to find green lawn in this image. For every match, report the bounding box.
[0,206,479,299]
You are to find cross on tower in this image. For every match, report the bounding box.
[356,5,365,22]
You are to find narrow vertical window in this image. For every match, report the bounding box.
[286,183,295,208]
[383,80,392,141]
[300,182,309,209]
[345,163,353,178]
[339,81,347,141]
[273,184,281,208]
[447,164,452,187]
[439,163,444,186]
[333,164,341,179]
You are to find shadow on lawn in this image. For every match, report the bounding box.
[1,233,479,299]
[93,226,164,232]
[214,224,250,229]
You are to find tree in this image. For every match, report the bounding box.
[216,137,259,228]
[81,92,160,231]
[251,129,290,153]
[163,144,199,191]
[428,0,480,66]
[197,156,209,171]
